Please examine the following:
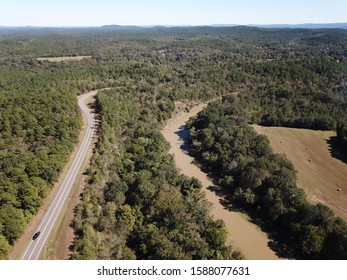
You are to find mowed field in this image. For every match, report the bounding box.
[36,56,92,62]
[253,124,347,222]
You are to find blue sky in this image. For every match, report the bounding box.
[0,0,346,27]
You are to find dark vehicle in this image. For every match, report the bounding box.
[32,231,41,240]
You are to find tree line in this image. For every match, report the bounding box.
[188,95,347,259]
[71,89,241,260]
[0,72,82,258]
[0,26,346,259]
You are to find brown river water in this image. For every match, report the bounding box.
[161,104,280,260]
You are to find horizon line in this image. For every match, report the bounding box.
[1,22,347,29]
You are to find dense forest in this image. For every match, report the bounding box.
[188,96,347,259]
[0,62,83,257]
[0,26,346,259]
[71,89,240,259]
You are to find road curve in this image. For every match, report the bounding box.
[21,90,98,260]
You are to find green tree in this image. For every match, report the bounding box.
[0,205,25,244]
[0,234,11,260]
[299,225,326,258]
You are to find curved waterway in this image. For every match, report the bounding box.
[161,104,280,260]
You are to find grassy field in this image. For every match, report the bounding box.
[253,124,347,222]
[36,56,92,62]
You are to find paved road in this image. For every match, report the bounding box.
[21,90,98,260]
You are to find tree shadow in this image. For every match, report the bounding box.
[206,185,291,259]
[207,185,240,212]
[267,240,295,259]
[175,125,191,154]
[173,122,289,259]
[326,136,347,165]
[207,185,224,196]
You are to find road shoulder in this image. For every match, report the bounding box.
[9,92,98,260]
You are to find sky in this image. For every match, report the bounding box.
[0,0,346,27]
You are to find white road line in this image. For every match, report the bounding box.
[21,90,98,260]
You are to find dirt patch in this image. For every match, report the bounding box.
[37,56,92,62]
[163,100,204,128]
[252,124,347,222]
[161,105,280,260]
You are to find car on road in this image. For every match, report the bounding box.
[32,231,41,240]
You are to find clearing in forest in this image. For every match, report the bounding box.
[36,56,92,62]
[253,124,347,222]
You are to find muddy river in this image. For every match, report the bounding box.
[161,104,280,260]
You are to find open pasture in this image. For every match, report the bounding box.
[36,56,92,62]
[253,124,347,222]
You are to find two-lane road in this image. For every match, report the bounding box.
[21,90,98,260]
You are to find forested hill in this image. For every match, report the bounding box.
[0,26,346,259]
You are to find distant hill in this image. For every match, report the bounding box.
[250,23,347,29]
[101,25,144,30]
[1,23,347,31]
[102,23,347,30]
